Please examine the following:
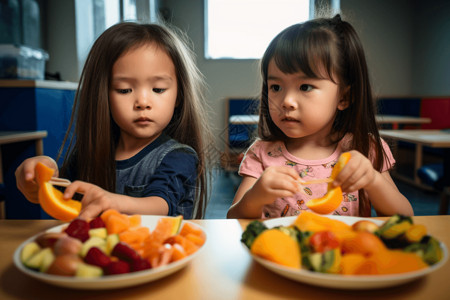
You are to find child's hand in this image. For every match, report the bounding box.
[250,166,301,205]
[15,156,58,204]
[332,150,377,193]
[63,181,119,220]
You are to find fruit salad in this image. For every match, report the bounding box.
[241,212,444,275]
[20,209,206,278]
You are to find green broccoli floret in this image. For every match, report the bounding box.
[241,221,268,249]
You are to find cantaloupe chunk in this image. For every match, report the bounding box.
[251,229,301,268]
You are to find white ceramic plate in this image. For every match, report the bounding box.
[13,215,206,290]
[245,215,448,290]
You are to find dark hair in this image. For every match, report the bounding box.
[59,22,213,218]
[259,14,386,216]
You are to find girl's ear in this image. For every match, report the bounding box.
[337,86,351,111]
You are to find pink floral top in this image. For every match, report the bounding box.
[238,136,395,219]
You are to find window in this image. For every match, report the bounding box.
[205,0,311,59]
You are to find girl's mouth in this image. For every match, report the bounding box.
[134,117,152,123]
[281,116,299,122]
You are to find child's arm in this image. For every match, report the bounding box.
[15,156,59,204]
[62,181,169,219]
[333,150,413,216]
[227,166,300,219]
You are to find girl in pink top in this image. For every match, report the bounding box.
[227,15,413,219]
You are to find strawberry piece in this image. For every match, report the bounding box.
[89,217,106,229]
[84,247,111,268]
[111,242,141,264]
[130,258,151,272]
[64,219,90,242]
[104,260,130,275]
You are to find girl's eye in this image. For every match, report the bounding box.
[300,84,313,92]
[117,88,132,94]
[269,85,281,92]
[153,88,166,94]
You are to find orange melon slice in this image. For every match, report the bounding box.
[35,162,55,185]
[35,162,81,221]
[151,216,183,244]
[306,152,351,214]
[38,182,81,222]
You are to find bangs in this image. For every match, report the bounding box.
[269,24,339,83]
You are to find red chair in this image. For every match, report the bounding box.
[420,98,450,129]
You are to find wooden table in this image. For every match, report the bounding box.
[380,130,450,185]
[375,115,431,129]
[0,131,48,218]
[0,216,449,299]
[229,115,431,128]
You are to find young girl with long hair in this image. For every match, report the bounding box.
[227,15,413,219]
[16,22,213,219]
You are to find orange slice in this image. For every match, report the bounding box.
[306,186,343,214]
[35,162,81,221]
[306,152,351,214]
[35,162,55,185]
[38,182,81,222]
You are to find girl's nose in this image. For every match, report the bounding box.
[282,93,297,110]
[134,91,151,110]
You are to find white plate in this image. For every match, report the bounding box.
[13,216,206,290]
[245,215,448,290]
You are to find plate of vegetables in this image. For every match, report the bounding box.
[13,210,206,290]
[241,212,447,289]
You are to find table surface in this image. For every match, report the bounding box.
[229,115,432,125]
[1,215,449,300]
[380,129,450,147]
[0,131,48,145]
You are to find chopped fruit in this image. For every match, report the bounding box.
[89,227,108,239]
[111,242,141,264]
[46,254,82,276]
[75,263,103,278]
[352,220,379,233]
[84,247,111,268]
[80,236,107,257]
[24,247,53,270]
[89,217,106,229]
[100,209,122,224]
[39,250,55,273]
[35,232,67,248]
[105,214,131,234]
[152,216,183,244]
[20,242,41,263]
[53,236,83,256]
[128,215,141,227]
[64,219,90,242]
[130,258,151,272]
[251,229,301,269]
[105,234,120,255]
[104,260,130,275]
[21,211,206,278]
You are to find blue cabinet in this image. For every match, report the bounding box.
[0,80,77,219]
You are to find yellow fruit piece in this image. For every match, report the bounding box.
[306,152,351,214]
[39,182,81,222]
[250,229,301,269]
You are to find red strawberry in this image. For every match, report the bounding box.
[89,217,106,229]
[84,247,111,268]
[130,258,151,272]
[104,260,130,275]
[64,219,90,242]
[111,242,141,263]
